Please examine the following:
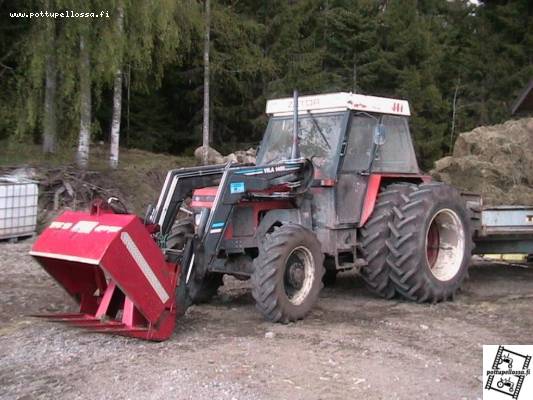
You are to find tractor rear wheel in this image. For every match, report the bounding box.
[387,182,473,302]
[360,183,417,299]
[251,224,324,323]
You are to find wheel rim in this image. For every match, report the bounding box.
[283,246,315,305]
[424,208,465,281]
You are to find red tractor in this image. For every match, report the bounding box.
[31,91,473,340]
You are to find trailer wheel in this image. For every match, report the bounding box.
[251,224,324,323]
[388,182,473,302]
[360,183,417,299]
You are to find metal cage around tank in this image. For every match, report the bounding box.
[0,176,38,240]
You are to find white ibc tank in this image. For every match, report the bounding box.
[0,177,38,240]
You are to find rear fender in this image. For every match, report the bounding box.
[359,175,382,227]
[359,173,429,227]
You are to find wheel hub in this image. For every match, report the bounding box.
[287,262,305,289]
[283,246,315,305]
[425,208,465,281]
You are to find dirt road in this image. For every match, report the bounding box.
[1,241,532,400]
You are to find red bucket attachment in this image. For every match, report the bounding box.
[30,210,180,341]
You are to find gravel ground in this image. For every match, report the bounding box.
[1,240,532,400]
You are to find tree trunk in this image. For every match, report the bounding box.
[43,24,57,154]
[110,3,124,169]
[352,57,357,93]
[109,70,122,168]
[77,33,91,169]
[202,0,211,165]
[449,78,460,154]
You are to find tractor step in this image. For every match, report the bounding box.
[30,209,181,341]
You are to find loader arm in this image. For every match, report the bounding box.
[152,160,312,237]
[151,163,230,236]
[152,159,314,277]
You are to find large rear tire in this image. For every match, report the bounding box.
[251,224,325,323]
[360,183,417,299]
[387,182,473,302]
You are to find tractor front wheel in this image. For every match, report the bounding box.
[251,224,325,323]
[176,271,223,307]
[170,218,223,313]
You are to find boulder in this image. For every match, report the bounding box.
[194,146,257,165]
[193,146,225,164]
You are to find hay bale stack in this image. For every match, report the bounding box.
[431,118,533,205]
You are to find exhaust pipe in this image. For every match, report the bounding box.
[291,89,301,160]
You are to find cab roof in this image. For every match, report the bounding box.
[266,92,411,117]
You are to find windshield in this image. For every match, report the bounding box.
[256,112,345,177]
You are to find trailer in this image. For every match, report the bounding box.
[465,194,533,256]
[475,207,533,256]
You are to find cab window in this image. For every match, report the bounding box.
[373,115,419,173]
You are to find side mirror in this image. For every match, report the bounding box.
[373,123,386,145]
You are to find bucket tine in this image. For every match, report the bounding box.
[49,316,98,323]
[30,313,86,319]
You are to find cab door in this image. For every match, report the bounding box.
[335,112,376,225]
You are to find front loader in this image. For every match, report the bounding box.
[31,91,474,340]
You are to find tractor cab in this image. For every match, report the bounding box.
[259,92,419,180]
[259,92,421,255]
